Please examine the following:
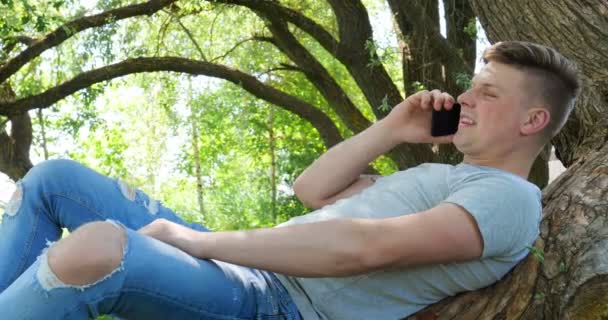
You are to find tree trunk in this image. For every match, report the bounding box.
[36,108,49,160]
[269,106,277,222]
[191,114,205,218]
[0,84,33,181]
[411,0,608,318]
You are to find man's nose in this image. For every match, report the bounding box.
[457,89,473,108]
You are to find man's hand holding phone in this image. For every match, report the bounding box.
[380,89,459,145]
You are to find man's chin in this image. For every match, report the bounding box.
[452,135,472,154]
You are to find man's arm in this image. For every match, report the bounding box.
[294,90,456,209]
[139,89,467,275]
[292,118,393,209]
[139,203,483,277]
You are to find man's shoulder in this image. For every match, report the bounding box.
[444,163,542,213]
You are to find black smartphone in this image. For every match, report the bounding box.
[431,103,461,137]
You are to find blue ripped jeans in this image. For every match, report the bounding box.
[0,159,302,319]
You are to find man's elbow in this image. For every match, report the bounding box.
[322,241,379,277]
[293,178,325,209]
[356,238,402,272]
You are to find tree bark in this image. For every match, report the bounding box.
[410,0,608,318]
[0,84,32,182]
[387,0,474,95]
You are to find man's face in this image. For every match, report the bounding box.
[454,61,532,158]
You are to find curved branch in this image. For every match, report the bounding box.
[263,18,372,133]
[312,0,403,118]
[0,57,343,148]
[214,0,340,55]
[0,0,178,85]
[215,0,403,119]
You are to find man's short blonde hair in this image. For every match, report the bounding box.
[483,41,581,141]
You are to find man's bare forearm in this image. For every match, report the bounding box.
[293,120,398,207]
[188,218,379,277]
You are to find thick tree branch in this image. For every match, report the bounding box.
[216,0,403,121]
[325,0,373,53]
[230,0,434,168]
[444,0,476,73]
[0,0,178,85]
[213,0,340,55]
[0,57,343,148]
[262,18,372,133]
[388,0,473,93]
[320,0,402,117]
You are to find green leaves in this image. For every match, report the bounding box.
[377,95,391,112]
[533,292,545,301]
[526,245,545,263]
[455,73,472,90]
[463,17,477,40]
[0,0,67,39]
[364,39,383,68]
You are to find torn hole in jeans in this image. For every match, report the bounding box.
[4,182,23,217]
[35,220,127,292]
[117,180,159,215]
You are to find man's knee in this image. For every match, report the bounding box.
[25,159,85,185]
[45,221,126,287]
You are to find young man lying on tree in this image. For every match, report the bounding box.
[0,41,580,319]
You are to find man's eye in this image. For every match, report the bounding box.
[483,92,497,98]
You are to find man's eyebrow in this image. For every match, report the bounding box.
[471,79,502,91]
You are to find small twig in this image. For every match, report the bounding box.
[13,36,36,46]
[253,35,275,45]
[175,16,207,61]
[210,37,258,62]
[1,36,37,57]
[155,12,174,56]
[208,4,229,50]
[260,64,302,80]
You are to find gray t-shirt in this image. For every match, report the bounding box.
[274,163,542,320]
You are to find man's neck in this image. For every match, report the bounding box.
[462,150,535,180]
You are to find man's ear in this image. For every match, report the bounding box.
[521,107,550,136]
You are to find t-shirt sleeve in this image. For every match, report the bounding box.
[442,174,542,258]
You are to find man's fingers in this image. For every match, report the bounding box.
[412,89,454,111]
[442,93,455,109]
[431,90,443,111]
[419,90,431,110]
